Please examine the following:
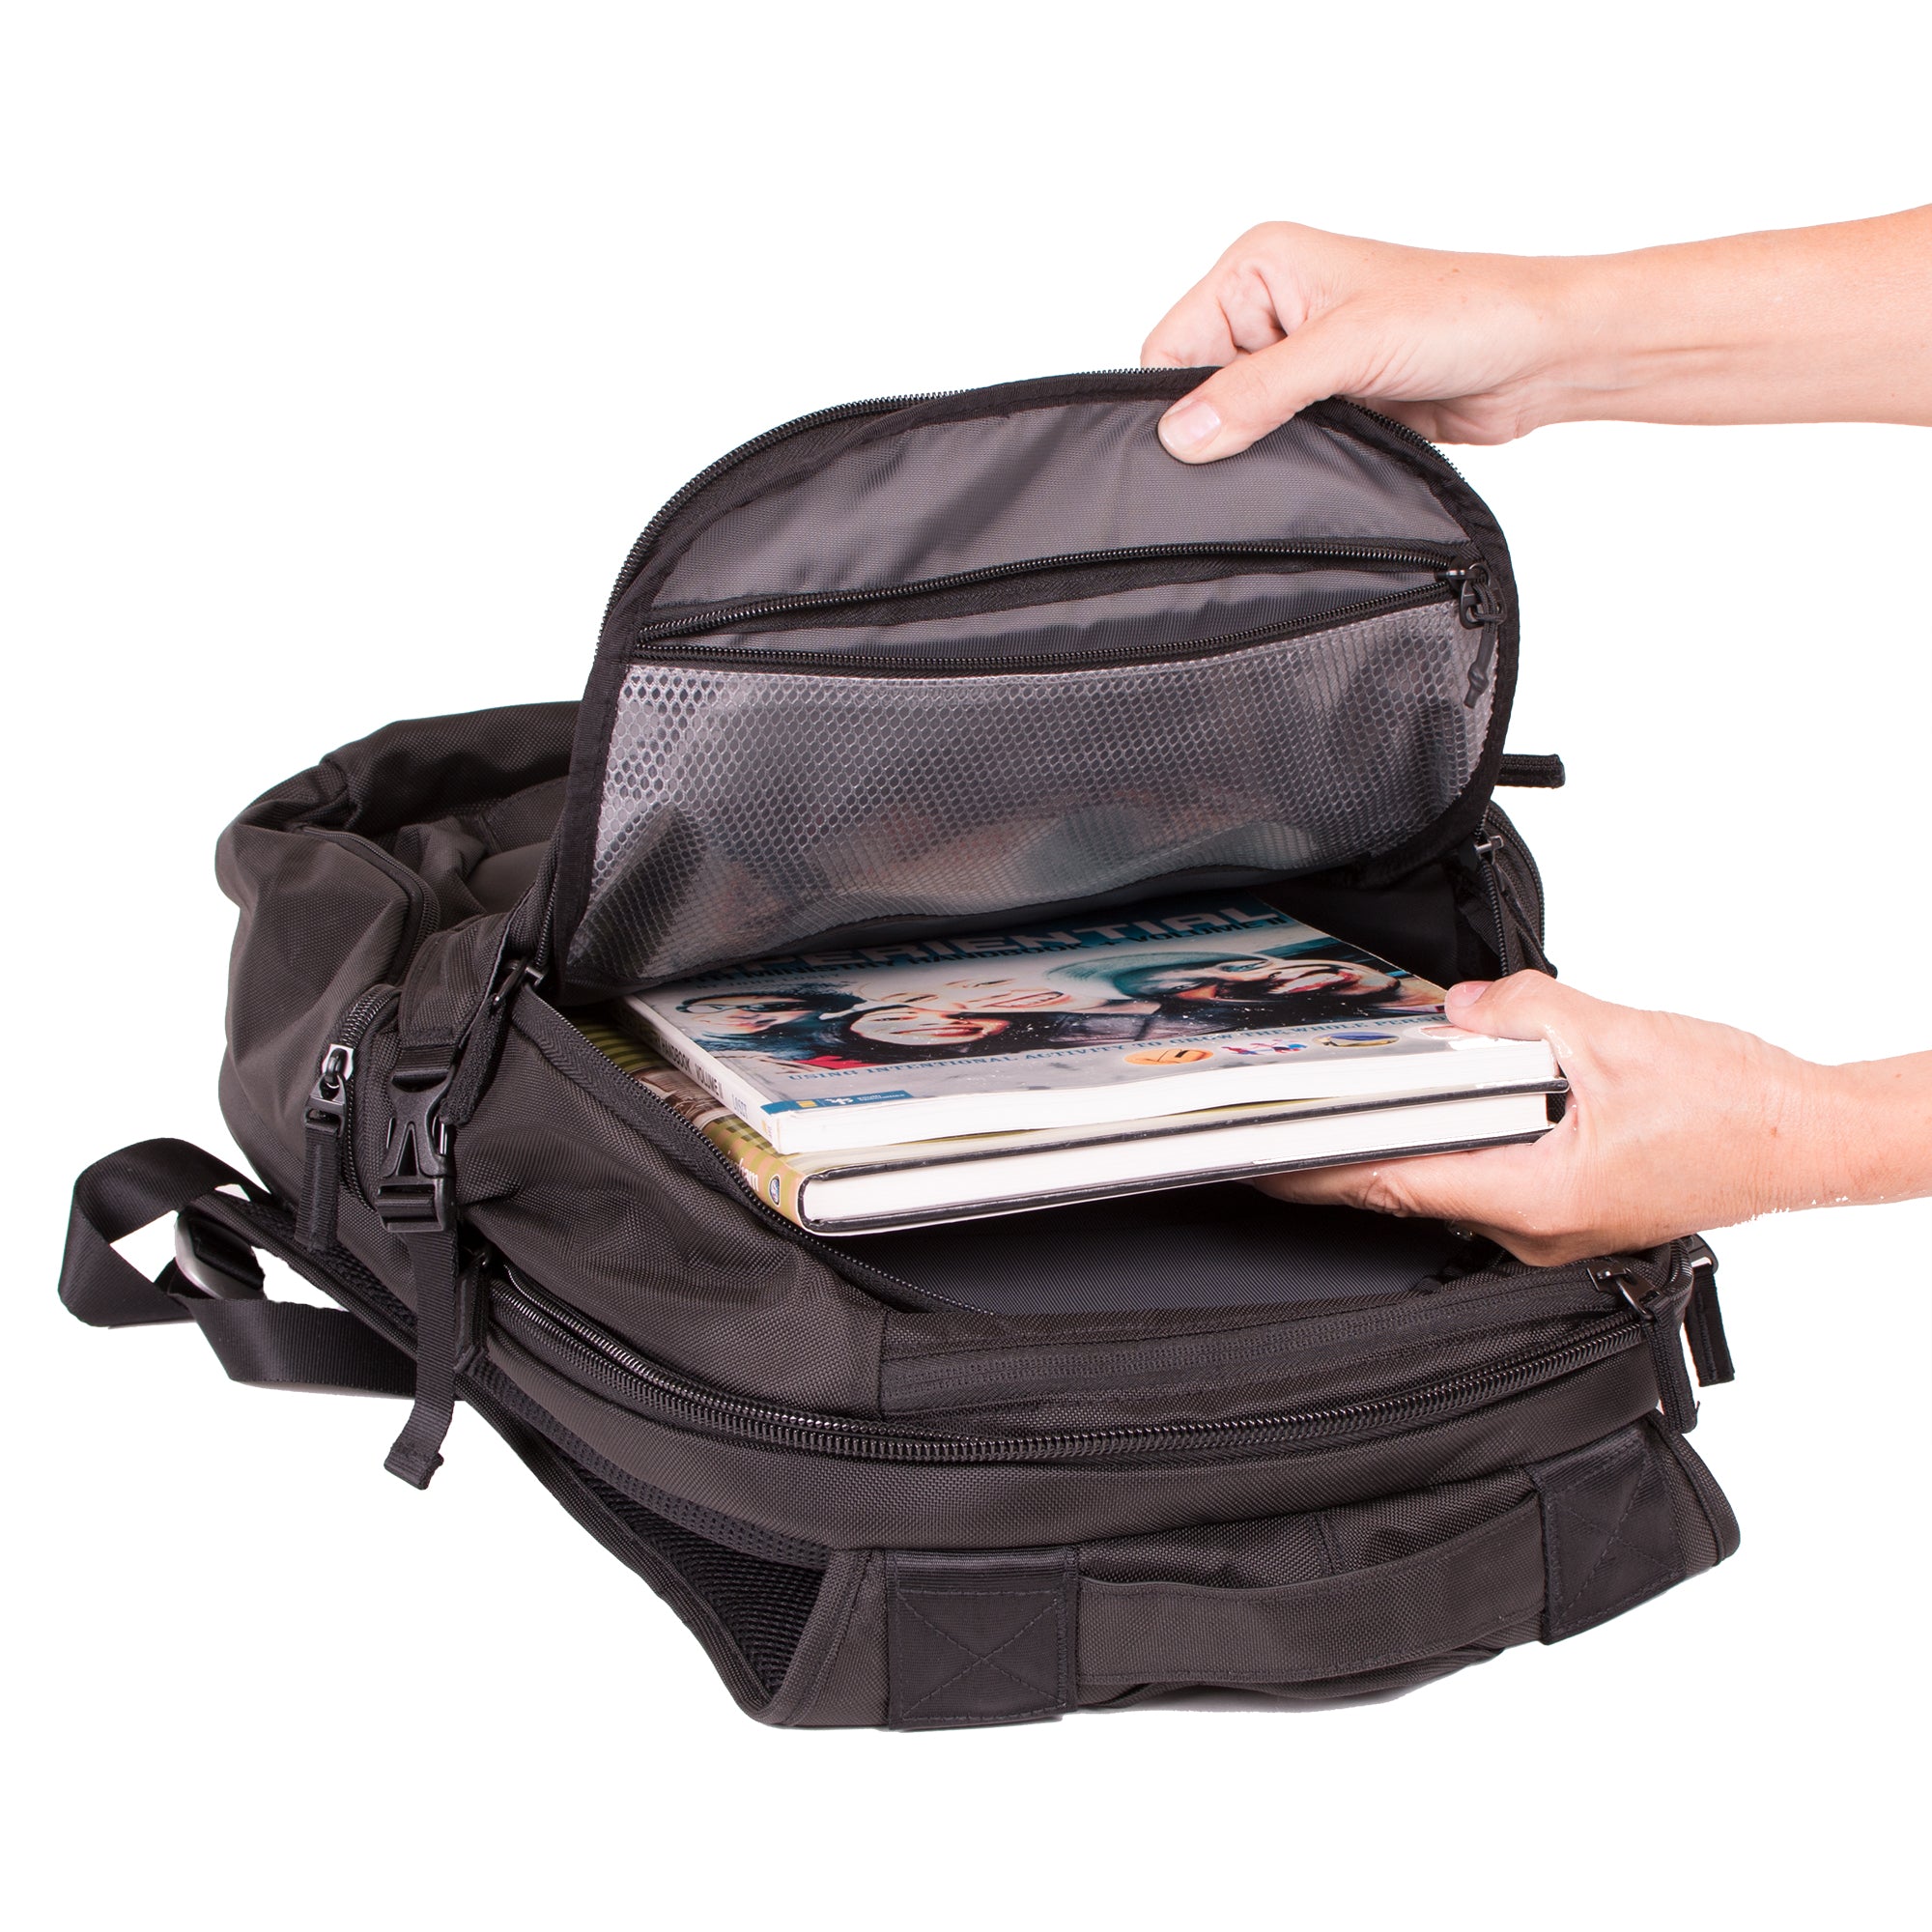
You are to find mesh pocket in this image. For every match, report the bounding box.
[571,596,1491,991]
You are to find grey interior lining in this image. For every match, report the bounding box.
[654,401,1467,607]
[569,596,1491,991]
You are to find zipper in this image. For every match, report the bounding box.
[1457,562,1502,704]
[1352,402,1475,488]
[602,390,952,631]
[631,541,1475,653]
[1473,802,1548,976]
[1495,804,1548,952]
[296,982,401,1252]
[639,577,1466,680]
[493,1267,1643,1464]
[601,378,1483,639]
[1590,1260,1701,1434]
[1474,831,1521,977]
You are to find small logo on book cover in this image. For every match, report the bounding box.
[762,1091,914,1113]
[1123,1046,1214,1065]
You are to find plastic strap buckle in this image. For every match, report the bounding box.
[374,1047,456,1235]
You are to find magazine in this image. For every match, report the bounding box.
[619,894,1558,1155]
[578,1023,1558,1236]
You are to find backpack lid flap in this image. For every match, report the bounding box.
[553,372,1518,999]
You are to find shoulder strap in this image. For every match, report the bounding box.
[60,1138,415,1398]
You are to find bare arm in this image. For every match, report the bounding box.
[1255,976,1932,1266]
[1144,208,1932,458]
[1144,210,1932,1257]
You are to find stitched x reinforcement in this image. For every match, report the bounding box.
[896,1595,1059,1718]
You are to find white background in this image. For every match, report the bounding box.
[7,5,1928,1926]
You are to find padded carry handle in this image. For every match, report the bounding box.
[60,1139,415,1398]
[884,1420,1739,1724]
[1078,1499,1545,1690]
[1078,1421,1738,1694]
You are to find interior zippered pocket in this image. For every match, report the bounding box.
[632,540,1480,652]
[572,579,1501,992]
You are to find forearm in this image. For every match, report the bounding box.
[1535,208,1932,431]
[1790,1050,1932,1211]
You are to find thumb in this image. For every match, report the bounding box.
[1156,316,1365,463]
[1443,970,1588,1043]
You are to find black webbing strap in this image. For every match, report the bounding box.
[60,1138,415,1399]
[381,1226,461,1487]
[375,902,540,1490]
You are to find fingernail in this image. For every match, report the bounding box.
[1158,396,1220,457]
[1445,980,1491,1010]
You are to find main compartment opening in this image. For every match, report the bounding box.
[380,719,1526,1324]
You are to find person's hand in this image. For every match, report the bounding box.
[1143,222,1572,458]
[1143,209,1932,461]
[1255,971,1919,1265]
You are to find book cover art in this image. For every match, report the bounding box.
[626,895,1466,1122]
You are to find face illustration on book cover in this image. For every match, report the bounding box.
[660,899,1444,1073]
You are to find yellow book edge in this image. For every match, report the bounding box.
[578,1020,815,1227]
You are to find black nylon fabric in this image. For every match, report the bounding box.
[481,1325,1664,1553]
[839,1186,1476,1319]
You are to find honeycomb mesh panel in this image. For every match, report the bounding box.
[576,1466,825,1697]
[571,598,1489,990]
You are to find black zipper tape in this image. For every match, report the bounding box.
[632,541,1474,652]
[493,1267,1642,1467]
[639,578,1472,681]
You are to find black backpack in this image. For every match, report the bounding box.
[59,371,1738,1728]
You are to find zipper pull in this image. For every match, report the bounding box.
[1453,560,1502,628]
[1680,1237,1735,1386]
[297,1042,354,1254]
[1592,1262,1699,1434]
[1472,831,1520,976]
[1451,563,1502,706]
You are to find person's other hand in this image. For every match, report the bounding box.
[1255,972,1861,1265]
[1142,210,1932,459]
[1143,222,1571,460]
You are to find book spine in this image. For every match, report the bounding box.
[627,1005,765,1123]
[696,1113,812,1230]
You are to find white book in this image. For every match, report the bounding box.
[622,893,1558,1156]
[788,1088,1555,1235]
